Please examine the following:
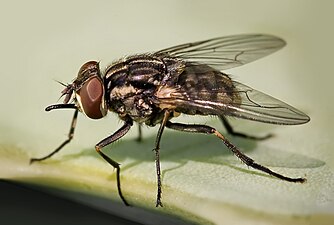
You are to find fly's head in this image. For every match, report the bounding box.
[61,61,107,119]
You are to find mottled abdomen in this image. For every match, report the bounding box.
[155,63,241,116]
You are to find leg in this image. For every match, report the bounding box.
[166,121,306,183]
[30,109,79,164]
[136,123,142,142]
[95,119,133,206]
[154,110,171,207]
[220,116,272,140]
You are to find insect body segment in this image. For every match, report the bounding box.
[156,63,242,116]
[31,34,310,207]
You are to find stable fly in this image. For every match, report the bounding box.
[31,34,310,207]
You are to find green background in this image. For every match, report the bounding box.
[0,0,333,224]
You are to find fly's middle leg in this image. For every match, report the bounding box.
[136,123,143,142]
[153,110,171,207]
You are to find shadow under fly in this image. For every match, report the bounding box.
[31,34,310,207]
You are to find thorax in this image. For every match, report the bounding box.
[103,54,168,125]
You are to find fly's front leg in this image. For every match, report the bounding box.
[30,107,79,164]
[220,115,273,140]
[166,121,306,183]
[153,110,171,207]
[95,119,133,206]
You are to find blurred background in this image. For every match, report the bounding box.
[0,0,333,224]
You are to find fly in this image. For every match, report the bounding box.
[30,34,310,207]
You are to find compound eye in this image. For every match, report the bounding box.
[78,76,104,119]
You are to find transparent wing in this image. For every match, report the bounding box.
[156,34,286,70]
[159,81,310,125]
[218,81,310,124]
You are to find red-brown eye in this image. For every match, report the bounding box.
[78,76,104,119]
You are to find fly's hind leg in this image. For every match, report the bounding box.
[220,115,272,140]
[166,121,306,183]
